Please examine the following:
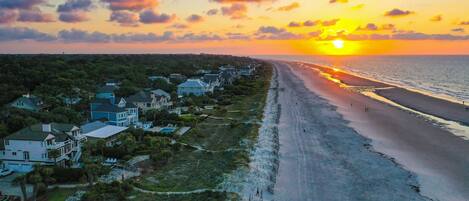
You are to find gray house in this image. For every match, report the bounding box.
[9,94,45,112]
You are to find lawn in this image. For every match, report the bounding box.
[44,188,81,201]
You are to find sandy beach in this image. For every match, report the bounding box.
[271,61,469,201]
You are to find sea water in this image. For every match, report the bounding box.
[256,55,469,103]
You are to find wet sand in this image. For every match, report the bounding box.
[303,63,469,126]
[274,61,469,201]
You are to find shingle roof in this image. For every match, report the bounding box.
[81,121,107,134]
[5,123,74,142]
[11,95,43,109]
[178,79,209,88]
[203,74,220,83]
[151,89,170,98]
[97,85,118,93]
[127,91,152,103]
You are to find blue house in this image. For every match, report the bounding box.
[177,79,211,97]
[9,94,45,112]
[90,98,139,127]
[96,85,118,103]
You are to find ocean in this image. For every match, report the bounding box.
[255,55,469,103]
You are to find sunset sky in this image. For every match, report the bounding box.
[0,0,468,55]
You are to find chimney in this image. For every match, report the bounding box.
[42,123,52,132]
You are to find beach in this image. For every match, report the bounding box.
[270,61,469,201]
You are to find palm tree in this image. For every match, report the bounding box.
[28,172,42,201]
[12,175,28,201]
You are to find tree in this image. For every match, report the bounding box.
[12,175,28,201]
[96,139,106,156]
[48,149,61,166]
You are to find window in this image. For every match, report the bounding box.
[23,151,30,160]
[4,140,9,145]
[12,152,16,156]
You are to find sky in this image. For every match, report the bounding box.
[0,0,468,55]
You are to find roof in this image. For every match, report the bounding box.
[11,95,43,108]
[97,85,118,93]
[81,121,107,134]
[83,125,128,139]
[203,74,220,83]
[5,123,75,142]
[151,89,170,98]
[126,91,152,103]
[93,103,127,113]
[178,79,209,88]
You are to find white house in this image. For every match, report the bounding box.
[177,79,211,96]
[81,121,129,147]
[0,123,86,172]
[126,89,173,112]
[203,74,222,91]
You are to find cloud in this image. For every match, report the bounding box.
[277,2,299,11]
[17,9,55,22]
[322,18,339,26]
[113,31,174,42]
[206,8,218,15]
[256,26,304,40]
[101,0,157,12]
[0,26,55,41]
[0,9,17,23]
[0,0,45,9]
[226,32,250,40]
[177,33,223,41]
[59,11,88,23]
[57,0,93,12]
[288,21,301,27]
[186,14,204,23]
[59,29,111,42]
[110,10,138,26]
[459,21,469,25]
[221,3,247,19]
[329,0,348,4]
[384,8,414,17]
[357,23,395,31]
[139,10,175,24]
[168,23,188,29]
[430,15,442,22]
[303,20,318,26]
[452,28,464,32]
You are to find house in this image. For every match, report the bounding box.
[177,79,211,97]
[9,94,45,112]
[126,89,172,112]
[81,121,128,147]
[239,66,255,76]
[169,74,187,83]
[0,123,85,172]
[96,85,118,102]
[148,76,170,83]
[105,79,121,86]
[90,97,139,127]
[203,74,222,90]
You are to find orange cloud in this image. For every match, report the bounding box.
[277,2,300,12]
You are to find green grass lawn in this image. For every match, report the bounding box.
[45,188,81,201]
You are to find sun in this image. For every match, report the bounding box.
[332,39,344,49]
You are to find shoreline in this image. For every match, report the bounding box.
[298,62,469,137]
[280,61,469,201]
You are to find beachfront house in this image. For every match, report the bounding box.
[148,76,171,83]
[203,74,222,90]
[239,66,255,76]
[0,123,85,172]
[81,121,128,147]
[90,97,139,127]
[177,79,211,97]
[169,74,187,83]
[9,94,45,112]
[126,89,172,112]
